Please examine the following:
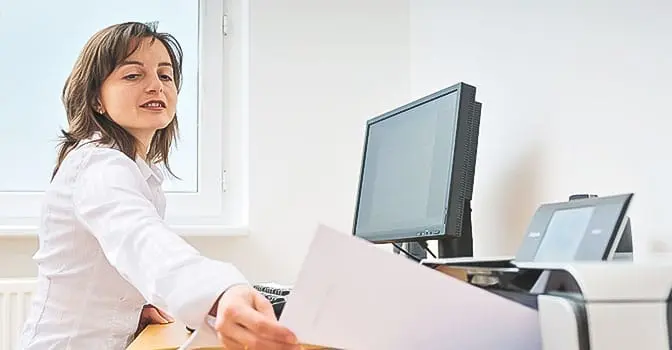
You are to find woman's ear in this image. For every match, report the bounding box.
[93,98,105,114]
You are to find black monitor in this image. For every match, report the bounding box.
[352,82,482,258]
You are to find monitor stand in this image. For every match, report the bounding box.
[438,199,474,258]
[393,199,474,261]
[393,242,427,261]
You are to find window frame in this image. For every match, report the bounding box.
[0,0,249,237]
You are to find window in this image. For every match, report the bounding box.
[0,0,249,235]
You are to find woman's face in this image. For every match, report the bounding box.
[99,37,178,148]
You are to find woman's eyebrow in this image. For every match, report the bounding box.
[119,60,173,68]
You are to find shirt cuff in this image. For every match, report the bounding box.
[169,259,249,330]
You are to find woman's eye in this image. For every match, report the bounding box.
[160,74,173,81]
[124,74,141,80]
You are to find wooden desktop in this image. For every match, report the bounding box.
[127,321,329,350]
[126,322,191,350]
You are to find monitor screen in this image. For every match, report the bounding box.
[354,90,459,242]
[534,206,595,262]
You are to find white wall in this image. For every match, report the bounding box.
[0,0,410,282]
[410,0,672,258]
[236,0,410,282]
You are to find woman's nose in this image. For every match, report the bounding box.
[145,75,163,93]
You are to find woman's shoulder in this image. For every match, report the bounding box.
[68,141,132,165]
[58,141,140,181]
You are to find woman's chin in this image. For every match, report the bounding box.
[148,116,176,130]
[130,122,173,136]
[155,121,174,130]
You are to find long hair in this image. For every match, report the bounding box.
[53,21,183,179]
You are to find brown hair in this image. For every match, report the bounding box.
[53,21,183,179]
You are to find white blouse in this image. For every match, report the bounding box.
[20,139,248,349]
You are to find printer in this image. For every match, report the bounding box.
[498,261,672,350]
[423,193,672,349]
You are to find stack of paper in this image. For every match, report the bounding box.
[279,225,542,350]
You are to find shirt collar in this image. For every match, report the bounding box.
[135,157,165,184]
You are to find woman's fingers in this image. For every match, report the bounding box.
[218,333,246,350]
[219,321,301,350]
[143,307,172,324]
[252,291,278,320]
[228,303,296,344]
[134,305,174,338]
[154,307,175,323]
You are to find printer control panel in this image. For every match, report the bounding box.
[515,193,633,262]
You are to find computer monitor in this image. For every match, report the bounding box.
[352,82,482,258]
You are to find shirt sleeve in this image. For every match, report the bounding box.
[71,148,248,329]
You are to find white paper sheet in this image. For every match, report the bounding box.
[279,225,542,350]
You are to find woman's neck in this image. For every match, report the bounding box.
[136,142,149,161]
[128,130,155,161]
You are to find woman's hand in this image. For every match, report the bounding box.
[134,304,174,337]
[214,284,301,350]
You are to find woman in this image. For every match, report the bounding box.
[19,22,299,350]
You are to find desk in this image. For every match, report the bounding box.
[126,322,191,350]
[127,321,329,349]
